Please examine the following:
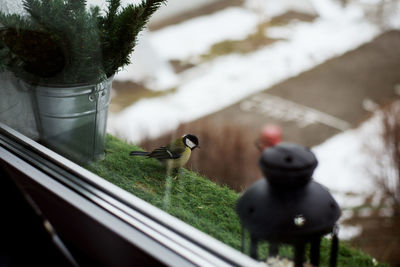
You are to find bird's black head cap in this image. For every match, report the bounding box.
[183,134,199,150]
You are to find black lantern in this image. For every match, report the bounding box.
[236,143,341,267]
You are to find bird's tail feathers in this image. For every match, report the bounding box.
[129,151,149,156]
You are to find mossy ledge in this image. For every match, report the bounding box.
[86,135,387,266]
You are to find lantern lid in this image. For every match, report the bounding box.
[259,143,318,187]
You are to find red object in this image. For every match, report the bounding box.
[256,124,282,151]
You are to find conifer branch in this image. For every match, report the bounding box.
[0,0,166,83]
[99,0,167,77]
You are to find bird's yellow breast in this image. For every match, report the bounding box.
[165,147,191,170]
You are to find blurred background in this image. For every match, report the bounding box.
[102,0,400,264]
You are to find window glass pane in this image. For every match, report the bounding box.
[2,0,400,266]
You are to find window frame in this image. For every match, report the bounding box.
[0,122,258,266]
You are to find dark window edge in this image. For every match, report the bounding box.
[0,122,258,267]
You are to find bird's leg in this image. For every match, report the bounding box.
[163,174,173,210]
[171,168,181,180]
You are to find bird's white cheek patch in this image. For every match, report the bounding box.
[186,139,196,149]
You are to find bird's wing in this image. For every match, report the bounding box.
[130,151,149,156]
[148,146,184,160]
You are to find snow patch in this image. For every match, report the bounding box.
[149,7,260,60]
[109,17,379,143]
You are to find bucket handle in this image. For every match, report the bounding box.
[89,82,106,102]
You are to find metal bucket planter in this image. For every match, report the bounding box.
[23,77,112,164]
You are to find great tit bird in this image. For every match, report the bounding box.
[129,134,199,170]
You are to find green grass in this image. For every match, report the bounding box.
[86,135,388,266]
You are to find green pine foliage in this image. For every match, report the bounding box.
[99,0,166,78]
[0,0,166,84]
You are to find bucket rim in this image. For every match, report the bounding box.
[21,75,114,89]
